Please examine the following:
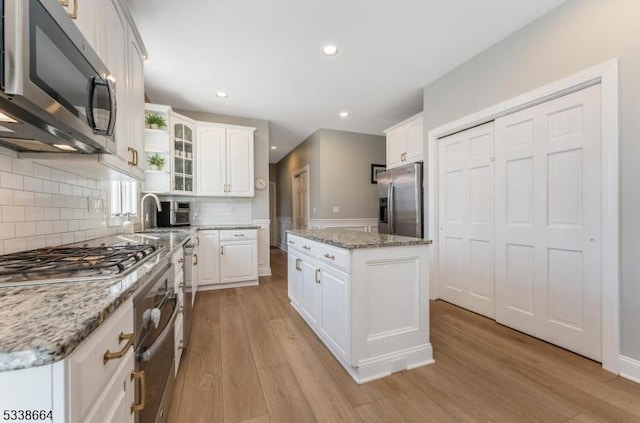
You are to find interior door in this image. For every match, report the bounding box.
[494,84,602,361]
[438,122,495,318]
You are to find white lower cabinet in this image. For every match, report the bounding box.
[287,233,432,384]
[198,229,258,290]
[0,302,135,423]
[81,349,134,423]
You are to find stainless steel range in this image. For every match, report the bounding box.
[0,244,158,285]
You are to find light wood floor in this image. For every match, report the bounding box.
[167,248,640,423]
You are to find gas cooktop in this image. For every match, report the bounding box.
[0,244,158,285]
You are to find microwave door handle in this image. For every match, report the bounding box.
[86,76,98,132]
[138,296,178,362]
[105,78,117,137]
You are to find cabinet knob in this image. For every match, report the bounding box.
[303,245,311,250]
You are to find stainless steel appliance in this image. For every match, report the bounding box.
[0,244,158,285]
[0,0,117,154]
[182,240,196,346]
[132,262,176,423]
[157,201,190,227]
[377,162,423,238]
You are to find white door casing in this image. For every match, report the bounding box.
[494,84,602,361]
[291,166,310,230]
[428,59,618,372]
[438,122,495,318]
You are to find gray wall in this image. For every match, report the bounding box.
[269,163,277,182]
[318,129,385,219]
[276,129,385,220]
[175,109,270,220]
[421,0,640,360]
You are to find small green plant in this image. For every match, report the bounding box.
[147,153,165,170]
[145,113,167,129]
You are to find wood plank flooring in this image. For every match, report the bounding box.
[167,248,639,423]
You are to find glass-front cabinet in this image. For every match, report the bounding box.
[173,120,195,193]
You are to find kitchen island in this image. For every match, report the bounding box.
[286,229,433,384]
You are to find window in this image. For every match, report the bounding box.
[110,180,138,217]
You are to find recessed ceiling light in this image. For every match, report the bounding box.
[339,111,349,118]
[322,45,338,56]
[215,91,228,98]
[270,146,277,150]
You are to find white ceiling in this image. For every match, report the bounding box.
[126,0,567,163]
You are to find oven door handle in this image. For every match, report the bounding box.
[138,296,178,362]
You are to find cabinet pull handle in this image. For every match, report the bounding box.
[103,332,134,364]
[179,305,184,313]
[288,240,295,244]
[221,246,224,255]
[193,253,198,265]
[315,268,321,284]
[179,281,185,289]
[295,258,302,271]
[324,253,335,260]
[178,258,185,263]
[178,340,185,350]
[127,147,135,166]
[133,149,139,166]
[303,245,310,250]
[196,237,200,246]
[130,370,146,413]
[234,234,245,237]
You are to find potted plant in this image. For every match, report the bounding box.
[145,113,167,129]
[147,153,165,170]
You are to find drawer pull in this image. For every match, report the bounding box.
[178,282,185,289]
[288,240,295,244]
[234,234,245,237]
[323,253,335,260]
[178,340,185,350]
[103,332,134,365]
[179,305,184,313]
[303,245,311,250]
[130,370,146,413]
[178,258,185,263]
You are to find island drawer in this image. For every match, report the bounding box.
[67,300,134,422]
[220,229,257,241]
[316,243,350,272]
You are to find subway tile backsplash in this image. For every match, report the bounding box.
[0,153,119,254]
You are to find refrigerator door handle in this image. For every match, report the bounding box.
[388,182,394,234]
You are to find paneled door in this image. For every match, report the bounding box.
[438,122,495,318]
[494,84,602,361]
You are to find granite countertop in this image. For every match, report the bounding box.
[287,228,433,250]
[0,231,195,372]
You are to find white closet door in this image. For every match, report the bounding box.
[494,84,602,361]
[438,122,495,318]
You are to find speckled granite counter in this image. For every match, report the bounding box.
[0,231,195,372]
[287,228,432,250]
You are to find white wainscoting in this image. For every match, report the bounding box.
[309,218,379,233]
[252,219,271,276]
[277,216,292,251]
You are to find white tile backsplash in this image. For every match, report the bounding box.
[0,152,119,254]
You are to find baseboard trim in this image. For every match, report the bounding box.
[197,280,259,291]
[619,355,640,384]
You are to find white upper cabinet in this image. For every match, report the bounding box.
[197,123,255,197]
[384,112,424,169]
[68,0,147,180]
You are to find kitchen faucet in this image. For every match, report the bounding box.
[140,193,162,231]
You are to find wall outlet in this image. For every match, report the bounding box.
[332,206,339,214]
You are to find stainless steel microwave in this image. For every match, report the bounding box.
[0,0,117,154]
[157,201,191,227]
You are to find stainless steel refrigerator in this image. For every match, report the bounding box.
[377,162,423,238]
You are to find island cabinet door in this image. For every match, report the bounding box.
[301,259,320,326]
[287,251,303,307]
[319,264,351,363]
